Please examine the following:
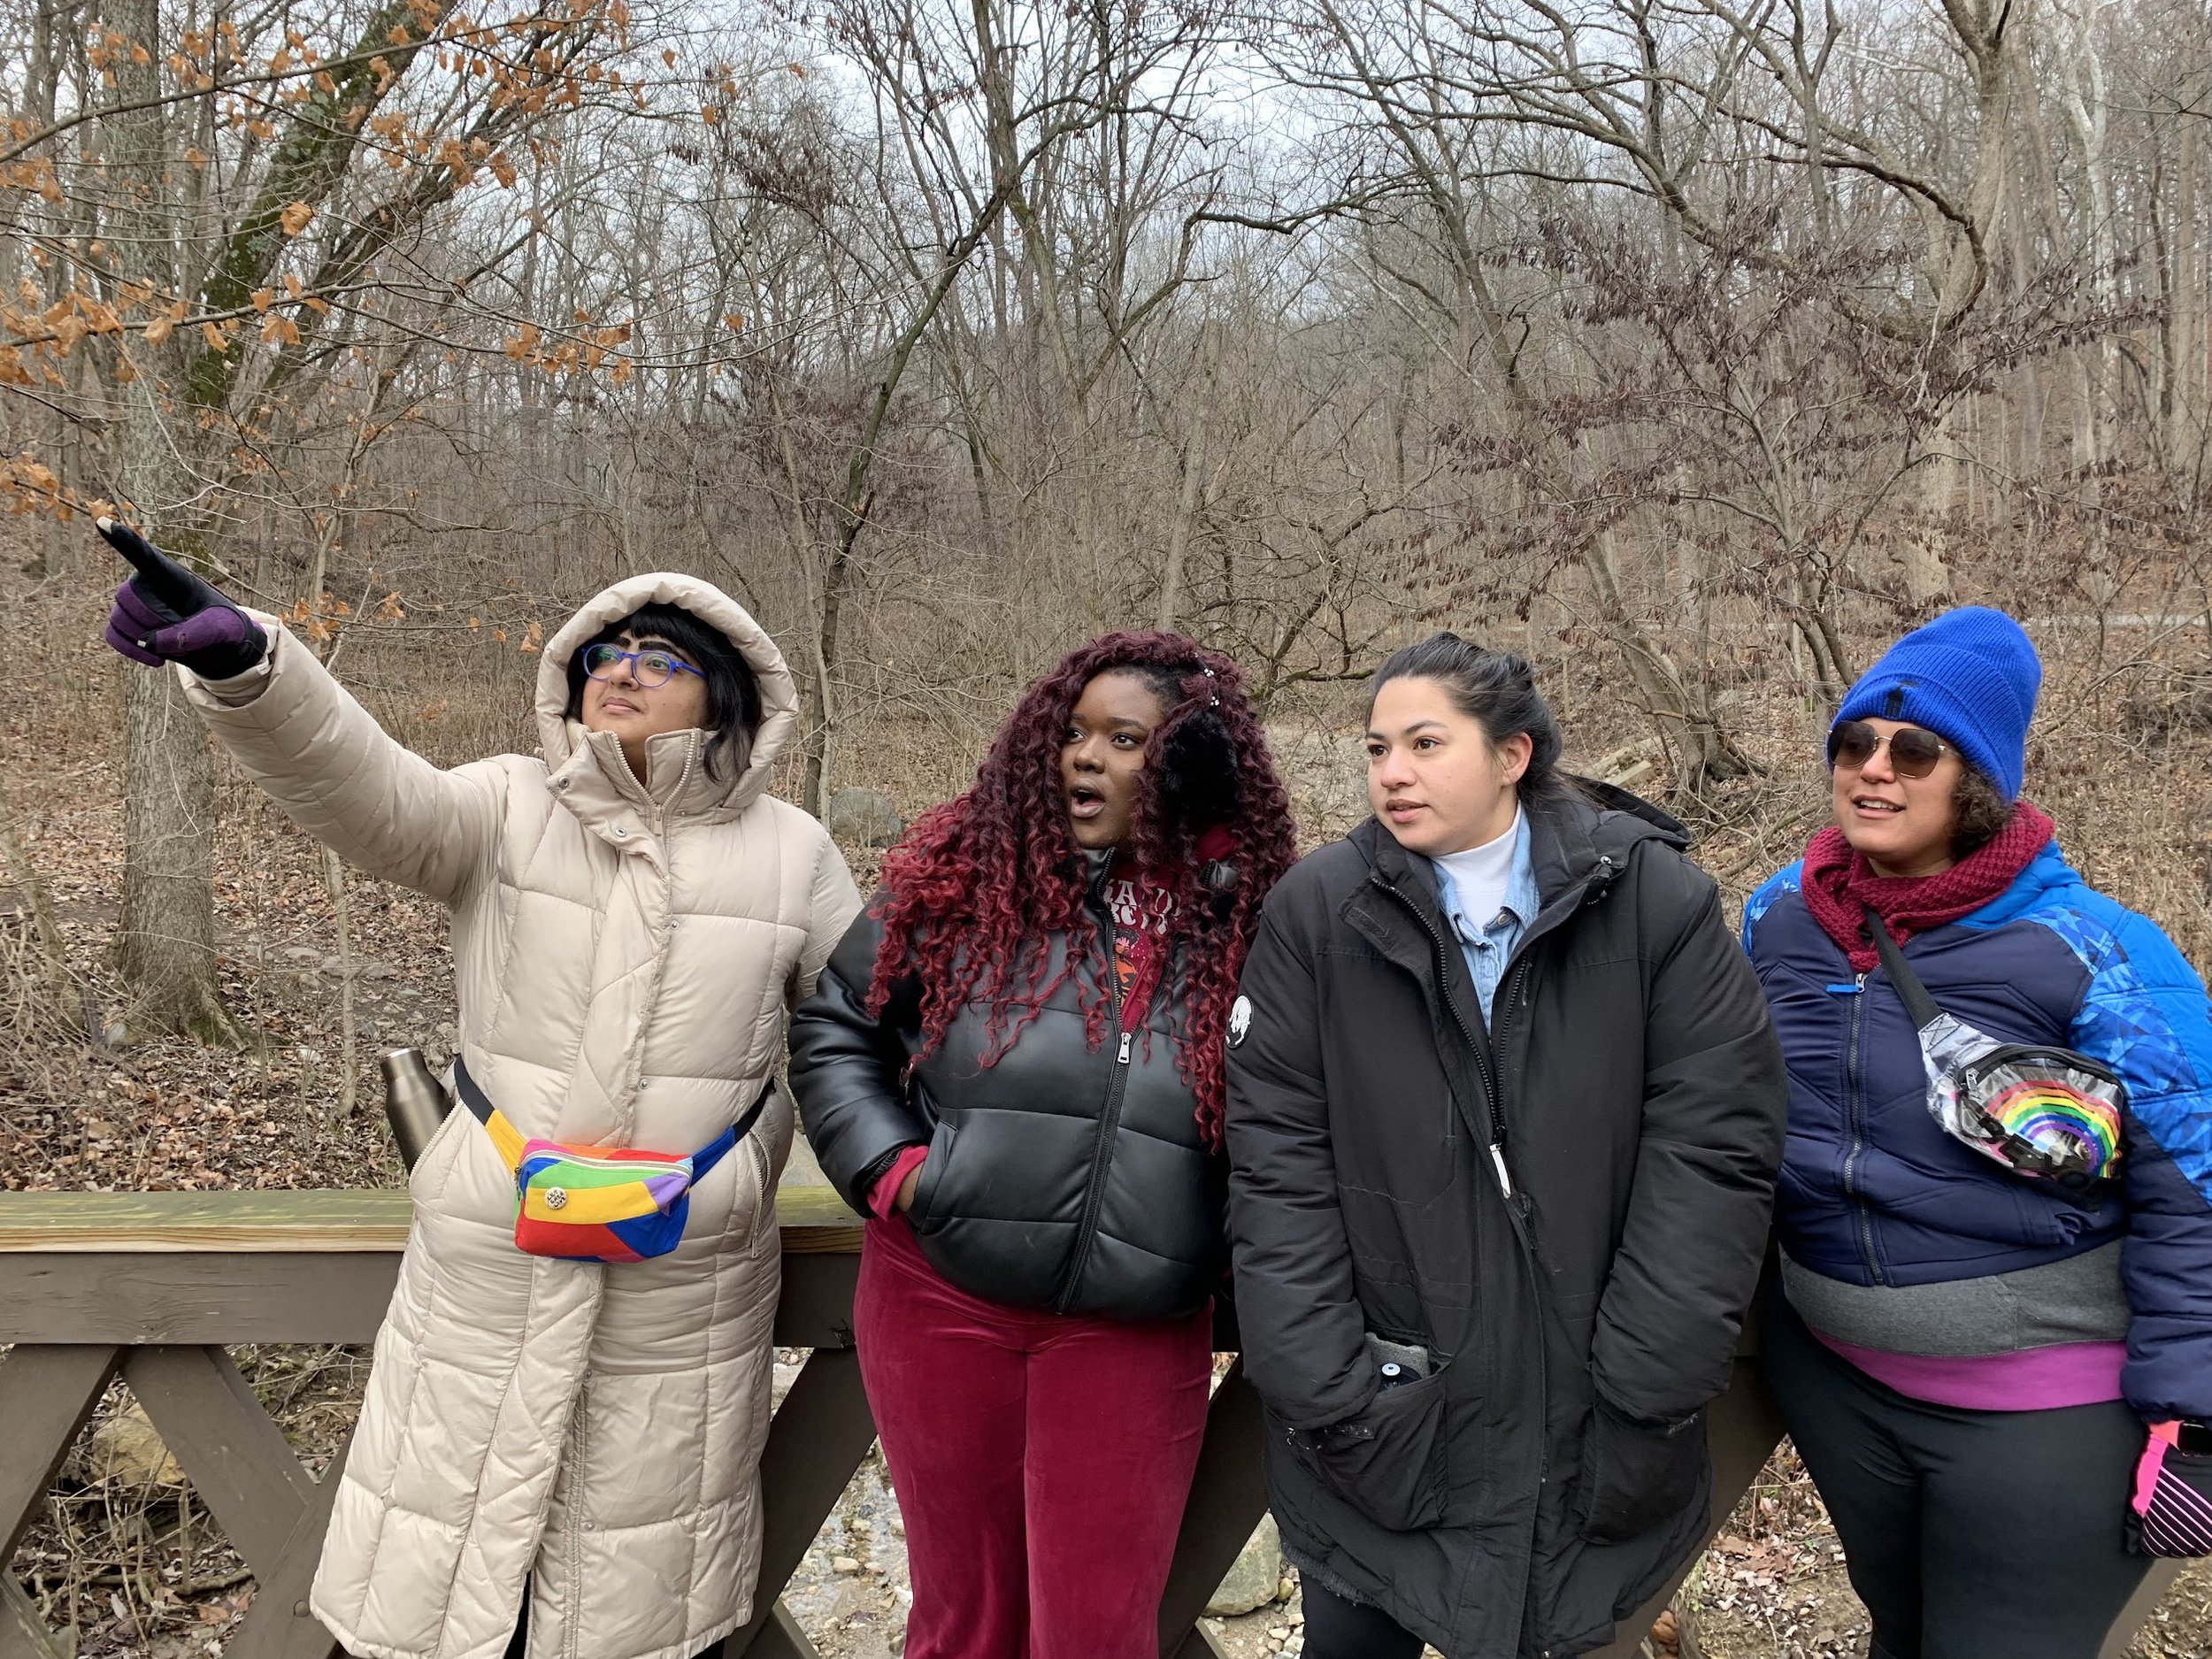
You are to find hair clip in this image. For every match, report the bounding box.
[1200,664,1219,706]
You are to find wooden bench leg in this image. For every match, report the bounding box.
[727,1348,877,1659]
[0,1346,119,1659]
[1157,1359,1272,1659]
[0,1348,121,1562]
[736,1601,822,1659]
[2,1572,75,1659]
[223,1425,354,1659]
[2098,1558,2183,1659]
[123,1348,314,1578]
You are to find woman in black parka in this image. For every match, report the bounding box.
[1225,635,1789,1659]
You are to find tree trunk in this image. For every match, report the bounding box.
[104,0,244,1043]
[1157,322,1218,633]
[117,666,242,1042]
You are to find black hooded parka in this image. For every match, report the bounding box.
[1224,784,1787,1658]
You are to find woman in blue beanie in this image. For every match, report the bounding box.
[1742,606,2212,1657]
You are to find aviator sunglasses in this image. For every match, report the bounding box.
[1826,719,1953,780]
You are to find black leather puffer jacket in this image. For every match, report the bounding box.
[787,871,1225,1321]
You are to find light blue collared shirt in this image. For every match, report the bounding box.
[1431,812,1540,1026]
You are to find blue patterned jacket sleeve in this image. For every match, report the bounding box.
[2055,900,2212,1421]
[1740,864,1802,957]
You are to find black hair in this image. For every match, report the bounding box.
[1367,632,1565,798]
[1108,660,1240,836]
[1951,766,2012,859]
[563,602,763,782]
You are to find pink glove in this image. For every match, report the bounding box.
[2129,1422,2212,1557]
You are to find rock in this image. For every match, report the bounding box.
[81,1402,185,1487]
[282,946,322,963]
[831,1556,862,1575]
[1205,1512,1282,1617]
[322,955,393,979]
[826,787,904,849]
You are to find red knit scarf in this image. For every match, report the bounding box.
[1801,802,2055,972]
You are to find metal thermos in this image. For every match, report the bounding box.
[380,1047,455,1171]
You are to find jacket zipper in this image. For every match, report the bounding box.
[1377,854,1618,1502]
[1386,887,1514,1171]
[1840,969,1883,1283]
[1056,902,1136,1312]
[1379,885,1552,1486]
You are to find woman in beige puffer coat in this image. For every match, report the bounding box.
[98,529,861,1659]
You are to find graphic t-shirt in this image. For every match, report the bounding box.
[1102,867,1173,1028]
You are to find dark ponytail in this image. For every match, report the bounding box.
[1368,632,1565,798]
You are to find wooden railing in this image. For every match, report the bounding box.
[0,1190,2177,1659]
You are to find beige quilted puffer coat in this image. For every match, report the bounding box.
[179,573,861,1659]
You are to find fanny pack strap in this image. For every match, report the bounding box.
[1863,906,1945,1033]
[453,1057,773,1179]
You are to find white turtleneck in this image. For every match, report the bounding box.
[1433,809,1525,937]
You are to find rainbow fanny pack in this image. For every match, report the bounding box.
[454,1059,771,1263]
[1868,911,2125,1194]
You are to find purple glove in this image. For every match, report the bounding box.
[98,517,266,680]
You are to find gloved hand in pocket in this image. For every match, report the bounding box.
[2128,1421,2212,1557]
[97,516,266,680]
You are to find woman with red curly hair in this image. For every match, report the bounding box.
[789,632,1295,1659]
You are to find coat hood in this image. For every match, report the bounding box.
[534,572,799,818]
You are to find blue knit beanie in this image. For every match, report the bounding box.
[1832,607,2041,801]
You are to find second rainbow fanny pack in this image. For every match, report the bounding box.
[454,1059,771,1263]
[1866,910,2125,1194]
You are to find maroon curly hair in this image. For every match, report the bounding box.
[864,632,1297,1148]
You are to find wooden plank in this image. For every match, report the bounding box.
[0,1347,120,1561]
[771,1186,865,1255]
[1,1571,74,1659]
[2098,1558,2183,1659]
[0,1186,864,1256]
[1156,1360,1272,1656]
[0,1251,862,1349]
[738,1602,822,1659]
[770,1253,862,1350]
[122,1348,312,1578]
[0,1192,410,1253]
[728,1348,878,1659]
[1170,1619,1233,1659]
[0,1256,400,1346]
[222,1429,352,1659]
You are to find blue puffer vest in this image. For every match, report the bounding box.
[1743,841,2212,1420]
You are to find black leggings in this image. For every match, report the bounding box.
[1763,1297,2151,1659]
[1299,1580,1426,1659]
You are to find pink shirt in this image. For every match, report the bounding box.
[1816,1332,2126,1411]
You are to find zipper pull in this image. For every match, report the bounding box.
[1118,1031,1133,1064]
[1488,1141,1515,1198]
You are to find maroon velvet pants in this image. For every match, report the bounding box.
[855,1217,1214,1659]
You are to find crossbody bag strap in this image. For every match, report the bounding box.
[452,1056,526,1167]
[454,1056,774,1179]
[687,1079,777,1183]
[1863,905,1946,1033]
